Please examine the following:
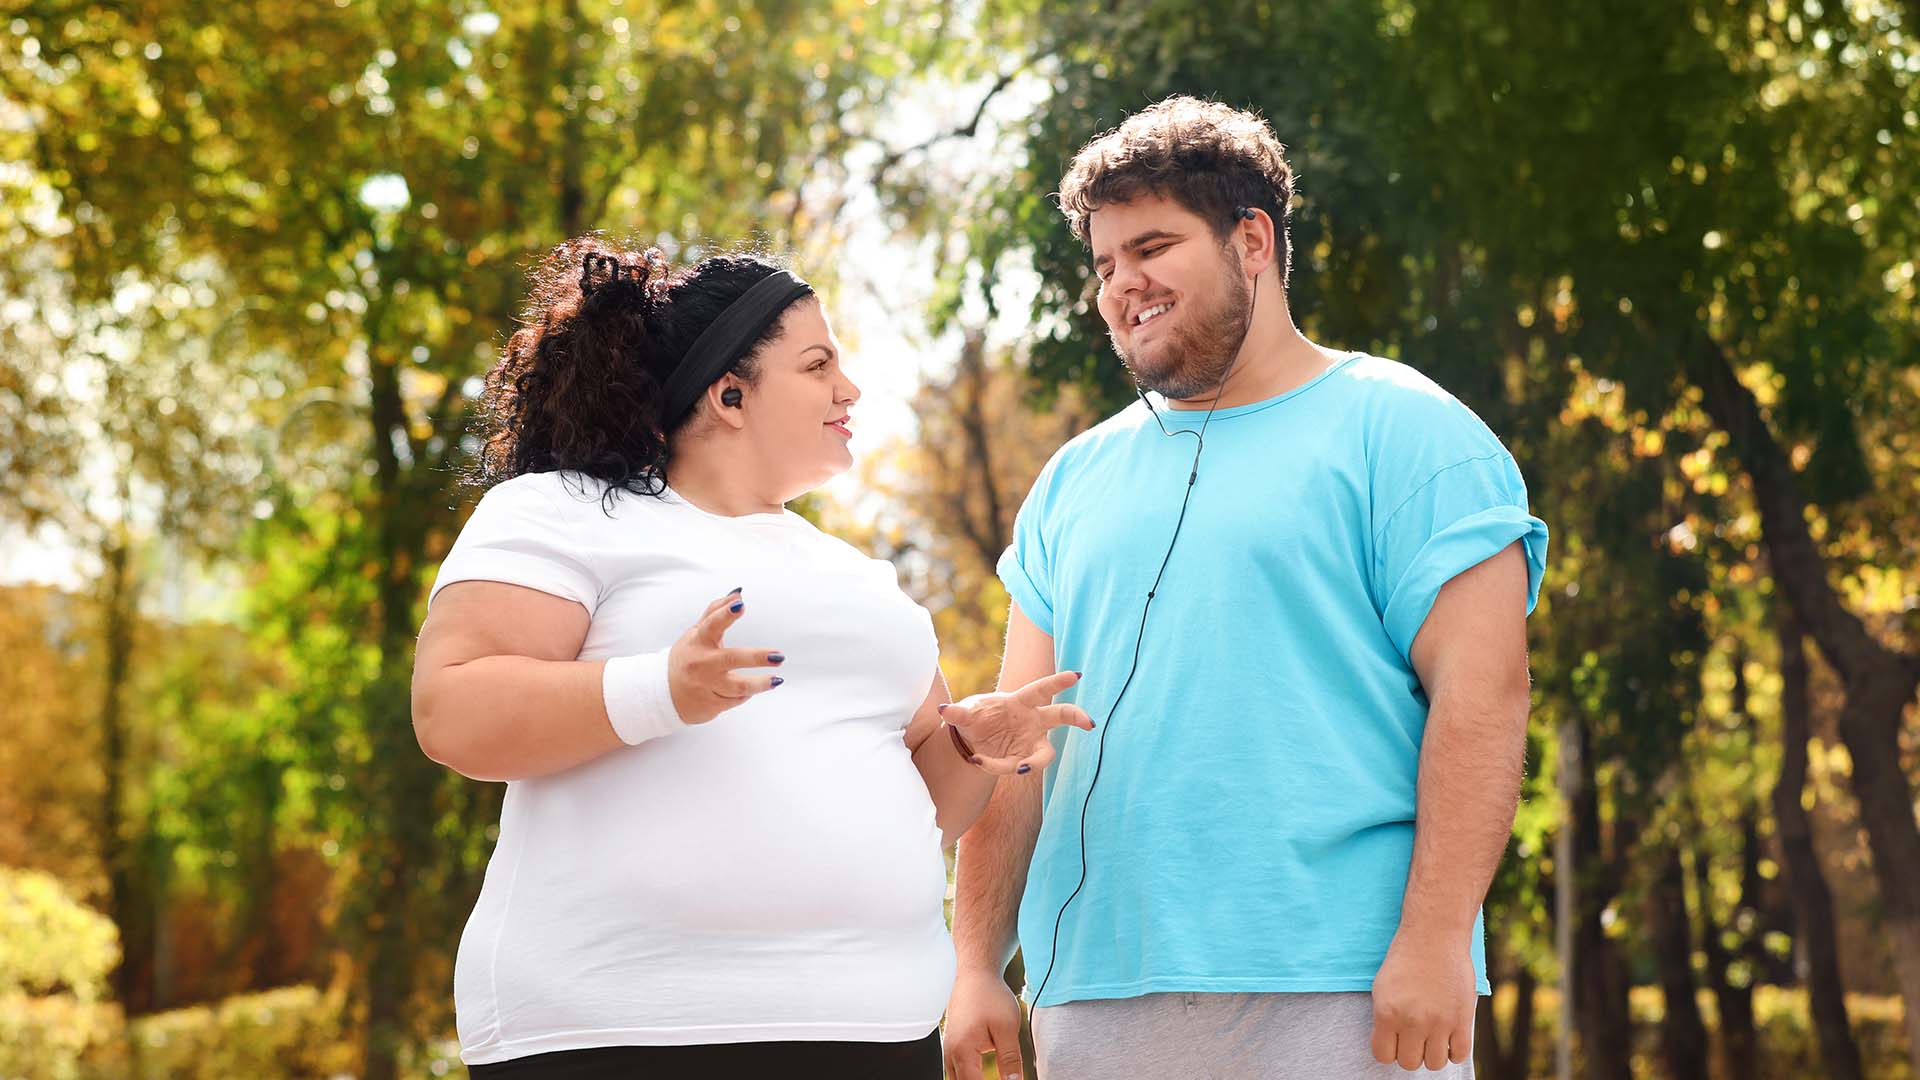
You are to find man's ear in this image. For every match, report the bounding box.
[1236,209,1278,280]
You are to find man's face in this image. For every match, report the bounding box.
[1089,194,1252,401]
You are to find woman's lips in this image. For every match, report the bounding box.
[826,419,852,439]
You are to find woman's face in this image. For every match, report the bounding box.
[738,299,861,497]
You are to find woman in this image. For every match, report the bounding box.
[411,237,1089,1078]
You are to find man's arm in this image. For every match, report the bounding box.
[943,600,1055,1080]
[1370,541,1533,1072]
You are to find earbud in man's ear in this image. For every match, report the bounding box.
[720,388,743,407]
[1235,206,1257,221]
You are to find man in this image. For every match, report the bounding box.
[940,96,1549,1079]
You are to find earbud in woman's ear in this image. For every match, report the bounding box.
[721,388,743,408]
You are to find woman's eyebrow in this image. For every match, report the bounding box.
[802,344,835,358]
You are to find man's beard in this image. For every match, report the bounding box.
[1110,251,1252,401]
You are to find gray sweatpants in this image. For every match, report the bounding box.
[1031,992,1476,1080]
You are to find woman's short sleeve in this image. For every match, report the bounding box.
[427,477,602,614]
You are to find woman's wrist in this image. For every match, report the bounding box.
[601,650,686,745]
[946,720,984,767]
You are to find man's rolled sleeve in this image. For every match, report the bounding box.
[1373,453,1548,662]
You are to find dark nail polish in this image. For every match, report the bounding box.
[729,601,744,613]
[936,703,948,714]
[768,652,785,664]
[728,586,743,596]
[1017,764,1032,774]
[969,756,983,766]
[770,676,785,688]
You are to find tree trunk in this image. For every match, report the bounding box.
[98,534,149,1014]
[1473,956,1535,1080]
[358,313,446,1079]
[1648,847,1710,1080]
[1473,980,1502,1080]
[1695,649,1759,1080]
[1571,722,1634,1080]
[1834,670,1920,1078]
[1772,605,1867,1080]
[1686,331,1920,1075]
[954,329,1011,569]
[1509,963,1535,1079]
[1693,823,1758,1080]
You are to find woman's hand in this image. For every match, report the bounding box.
[668,590,786,725]
[938,670,1093,774]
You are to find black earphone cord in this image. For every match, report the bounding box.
[1027,268,1260,1010]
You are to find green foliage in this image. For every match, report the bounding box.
[0,983,352,1080]
[126,985,353,1080]
[0,869,118,1001]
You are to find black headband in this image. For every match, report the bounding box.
[660,269,814,426]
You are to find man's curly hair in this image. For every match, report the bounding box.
[1058,96,1297,280]
[470,235,810,502]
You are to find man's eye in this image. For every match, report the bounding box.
[1142,245,1167,258]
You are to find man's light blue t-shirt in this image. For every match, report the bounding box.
[996,351,1548,1007]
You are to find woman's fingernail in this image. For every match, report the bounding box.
[768,652,785,664]
[770,676,785,688]
[936,703,948,714]
[1017,764,1032,774]
[728,586,743,596]
[729,601,744,613]
[970,756,983,766]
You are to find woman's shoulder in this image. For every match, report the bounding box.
[493,470,683,518]
[783,516,918,585]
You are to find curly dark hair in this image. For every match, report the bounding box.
[1058,95,1296,281]
[470,235,812,502]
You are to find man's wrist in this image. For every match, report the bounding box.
[954,959,1011,982]
[1393,912,1478,945]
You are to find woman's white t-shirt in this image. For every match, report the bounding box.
[426,470,951,1065]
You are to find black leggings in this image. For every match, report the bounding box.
[465,1030,943,1079]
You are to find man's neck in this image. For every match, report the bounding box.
[1162,285,1333,410]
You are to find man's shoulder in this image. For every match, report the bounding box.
[1333,353,1468,414]
[1334,354,1504,453]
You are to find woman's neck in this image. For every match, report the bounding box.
[662,442,787,517]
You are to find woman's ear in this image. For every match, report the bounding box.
[705,378,748,429]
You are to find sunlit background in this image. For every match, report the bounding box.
[2,1,1918,1077]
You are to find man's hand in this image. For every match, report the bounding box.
[1369,928,1476,1071]
[942,968,1029,1080]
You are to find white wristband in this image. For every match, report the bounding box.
[601,650,685,746]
